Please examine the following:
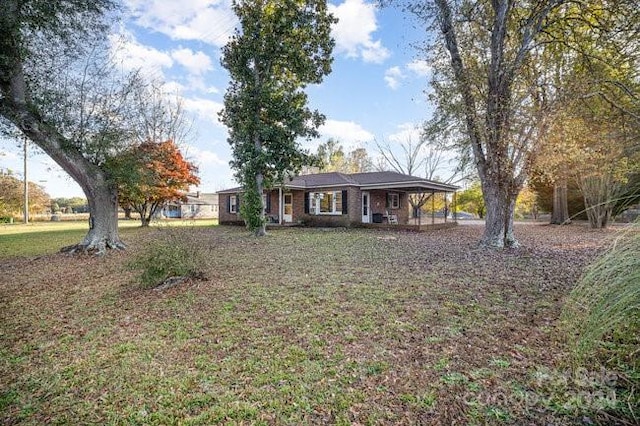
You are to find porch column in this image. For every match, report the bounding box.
[444,193,448,223]
[279,187,283,225]
[453,191,458,222]
[431,191,435,225]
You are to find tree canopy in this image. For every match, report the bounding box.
[0,174,50,218]
[220,0,335,236]
[405,0,640,247]
[316,139,373,173]
[111,140,200,227]
[0,0,129,253]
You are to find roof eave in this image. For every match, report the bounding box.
[360,181,459,192]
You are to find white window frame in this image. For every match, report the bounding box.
[230,195,238,213]
[309,191,342,215]
[390,193,400,209]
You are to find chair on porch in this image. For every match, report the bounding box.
[385,210,398,224]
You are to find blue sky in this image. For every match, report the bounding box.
[0,0,439,198]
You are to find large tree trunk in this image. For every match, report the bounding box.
[0,22,124,254]
[581,176,613,229]
[69,177,123,253]
[481,181,519,248]
[551,179,570,225]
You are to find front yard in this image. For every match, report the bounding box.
[0,223,633,424]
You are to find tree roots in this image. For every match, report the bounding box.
[60,239,127,255]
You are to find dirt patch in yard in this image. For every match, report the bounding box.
[0,223,627,425]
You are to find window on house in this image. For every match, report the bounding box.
[390,193,400,209]
[310,191,343,214]
[230,195,237,213]
[310,193,318,213]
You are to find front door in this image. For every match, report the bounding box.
[361,191,370,223]
[283,193,293,222]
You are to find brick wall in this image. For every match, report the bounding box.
[367,189,409,224]
[218,193,244,225]
[220,187,410,226]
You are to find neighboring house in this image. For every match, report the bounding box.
[163,192,219,219]
[217,171,458,227]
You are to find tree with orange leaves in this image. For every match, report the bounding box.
[112,140,199,227]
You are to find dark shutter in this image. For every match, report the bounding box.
[386,193,390,208]
[304,192,310,214]
[236,195,240,213]
[265,193,271,213]
[227,195,231,213]
[342,190,348,214]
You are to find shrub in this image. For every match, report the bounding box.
[564,223,639,354]
[562,221,639,421]
[127,228,204,289]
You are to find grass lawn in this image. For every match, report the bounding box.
[0,223,635,424]
[0,219,218,257]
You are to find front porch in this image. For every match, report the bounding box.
[358,217,458,232]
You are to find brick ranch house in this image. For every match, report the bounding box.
[217,171,459,228]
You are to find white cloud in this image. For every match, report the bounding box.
[329,0,390,63]
[125,0,237,46]
[407,59,431,77]
[182,97,224,124]
[110,33,173,79]
[384,66,404,90]
[388,122,421,144]
[171,48,213,75]
[319,119,375,145]
[183,144,227,166]
[161,81,187,95]
[383,60,431,89]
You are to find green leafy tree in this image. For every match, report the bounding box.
[0,0,136,254]
[456,182,485,219]
[220,0,335,236]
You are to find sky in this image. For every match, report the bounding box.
[0,0,441,199]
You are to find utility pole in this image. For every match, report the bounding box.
[23,136,28,224]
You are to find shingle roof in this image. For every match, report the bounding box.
[218,171,459,193]
[185,193,218,205]
[286,172,359,188]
